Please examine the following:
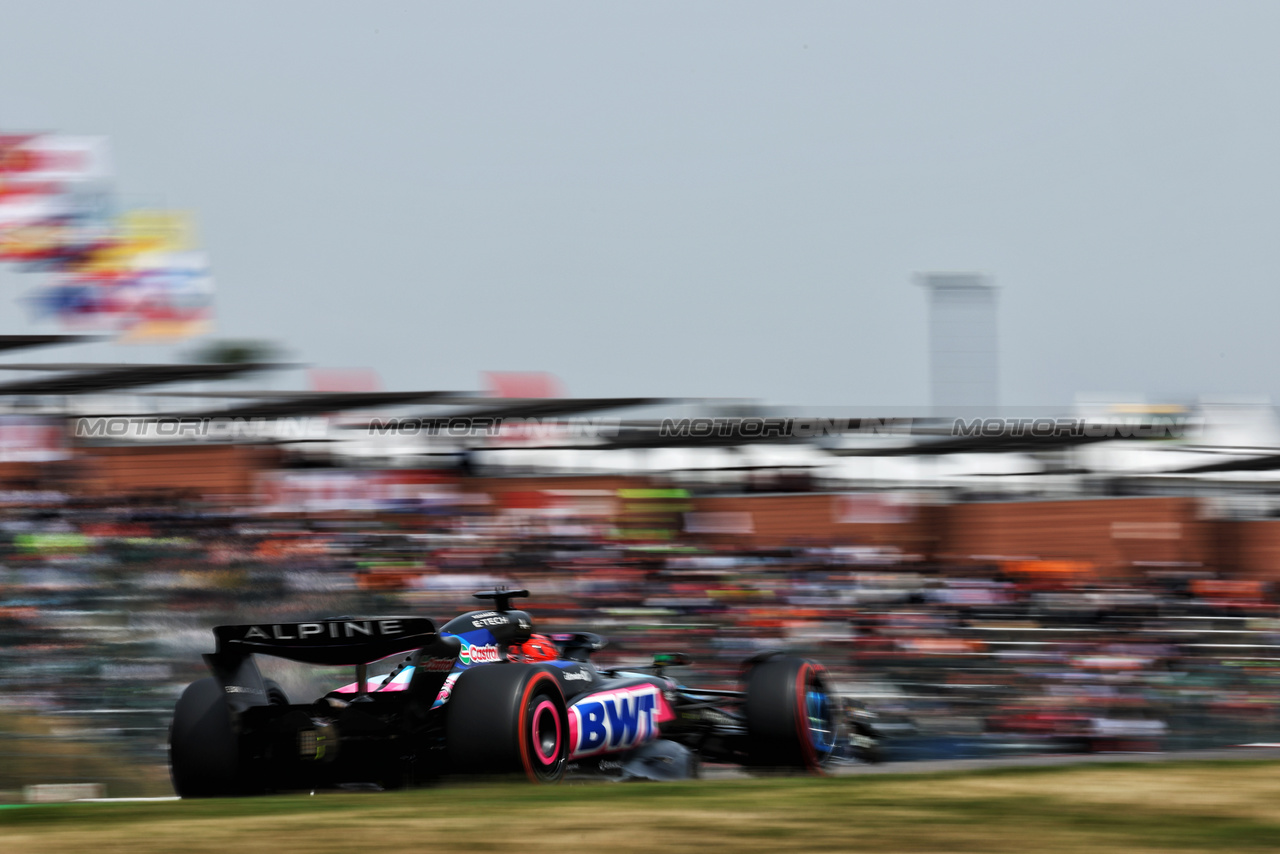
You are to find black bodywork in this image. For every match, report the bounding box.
[169,590,871,795]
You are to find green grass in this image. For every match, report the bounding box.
[0,712,169,798]
[3,761,1280,853]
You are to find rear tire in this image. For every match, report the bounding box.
[742,657,838,772]
[445,664,568,783]
[169,677,247,797]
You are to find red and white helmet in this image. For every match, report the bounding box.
[510,633,559,663]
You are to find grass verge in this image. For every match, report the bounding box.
[2,760,1278,853]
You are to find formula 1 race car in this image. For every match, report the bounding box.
[169,590,844,795]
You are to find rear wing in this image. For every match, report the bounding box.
[213,618,439,665]
[205,617,448,712]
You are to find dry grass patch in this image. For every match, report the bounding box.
[4,761,1280,854]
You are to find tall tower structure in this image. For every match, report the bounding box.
[917,273,999,414]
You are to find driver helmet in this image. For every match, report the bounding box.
[510,633,559,663]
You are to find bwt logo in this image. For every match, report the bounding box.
[568,685,661,758]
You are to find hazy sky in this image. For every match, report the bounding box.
[1,1,1278,408]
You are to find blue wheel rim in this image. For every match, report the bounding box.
[806,687,837,757]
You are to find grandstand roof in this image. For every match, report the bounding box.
[0,362,281,396]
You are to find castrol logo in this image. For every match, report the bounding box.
[458,643,501,666]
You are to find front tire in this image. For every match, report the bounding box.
[445,664,568,783]
[742,657,838,772]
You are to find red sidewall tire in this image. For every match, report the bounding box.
[518,672,566,783]
[446,664,569,783]
[743,657,836,773]
[792,662,826,774]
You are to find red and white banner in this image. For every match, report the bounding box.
[257,469,462,512]
[834,493,915,524]
[0,416,69,462]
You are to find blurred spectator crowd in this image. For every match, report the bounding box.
[2,491,1279,796]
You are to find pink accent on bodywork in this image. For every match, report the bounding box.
[566,683,668,759]
[654,689,676,724]
[333,668,413,694]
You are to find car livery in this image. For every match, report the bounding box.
[168,589,849,796]
[457,642,502,666]
[567,684,672,758]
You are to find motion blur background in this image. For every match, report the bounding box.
[3,1,1280,800]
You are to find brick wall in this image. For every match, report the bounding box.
[686,493,926,549]
[685,493,1213,570]
[74,445,281,498]
[935,497,1209,568]
[1212,519,1280,578]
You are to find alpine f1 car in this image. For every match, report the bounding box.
[169,590,846,795]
